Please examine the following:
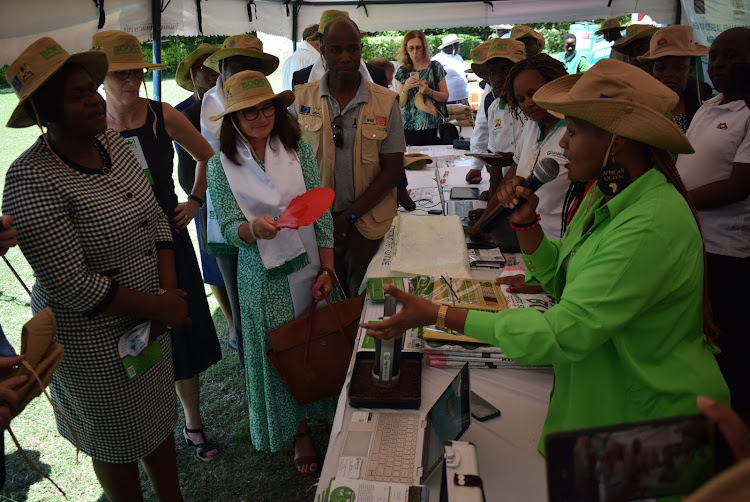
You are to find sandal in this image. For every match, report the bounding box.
[183,424,220,462]
[293,429,319,475]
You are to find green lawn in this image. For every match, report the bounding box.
[0,76,327,502]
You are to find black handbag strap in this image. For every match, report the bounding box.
[429,61,449,122]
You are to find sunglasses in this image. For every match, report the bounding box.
[112,69,147,81]
[333,115,343,148]
[240,103,276,121]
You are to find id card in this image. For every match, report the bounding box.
[123,136,154,185]
[121,339,164,381]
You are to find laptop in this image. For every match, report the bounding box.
[340,363,471,485]
[433,164,487,218]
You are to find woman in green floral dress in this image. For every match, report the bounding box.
[206,70,337,474]
[395,29,450,145]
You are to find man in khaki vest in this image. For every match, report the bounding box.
[293,17,406,297]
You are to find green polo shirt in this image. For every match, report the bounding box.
[465,168,730,455]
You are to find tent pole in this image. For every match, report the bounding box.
[292,3,300,51]
[152,0,162,102]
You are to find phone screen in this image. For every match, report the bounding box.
[545,415,728,502]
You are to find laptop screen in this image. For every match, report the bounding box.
[422,363,471,479]
[434,162,447,215]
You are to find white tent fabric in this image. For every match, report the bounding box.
[0,0,679,64]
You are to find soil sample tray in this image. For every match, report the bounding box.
[348,351,422,409]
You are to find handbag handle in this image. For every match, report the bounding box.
[302,270,355,369]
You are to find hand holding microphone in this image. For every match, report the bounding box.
[479,158,559,232]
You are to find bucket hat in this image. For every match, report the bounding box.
[533,59,693,153]
[438,34,465,50]
[91,30,166,72]
[596,17,625,35]
[209,70,293,121]
[176,43,219,91]
[203,35,279,76]
[306,10,366,42]
[6,37,108,128]
[611,24,659,54]
[403,153,433,170]
[510,25,546,51]
[470,38,525,80]
[637,25,708,62]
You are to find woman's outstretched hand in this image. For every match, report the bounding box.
[359,284,439,340]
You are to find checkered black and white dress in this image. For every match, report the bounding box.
[2,130,177,463]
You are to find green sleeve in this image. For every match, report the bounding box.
[465,221,685,366]
[522,235,562,292]
[298,139,334,248]
[579,56,589,73]
[206,154,253,249]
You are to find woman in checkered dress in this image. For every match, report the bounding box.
[2,41,189,500]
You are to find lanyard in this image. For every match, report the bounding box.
[530,120,563,169]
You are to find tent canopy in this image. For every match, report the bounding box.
[1,0,679,64]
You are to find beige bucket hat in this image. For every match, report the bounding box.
[611,24,659,53]
[510,25,546,51]
[470,38,526,80]
[203,35,279,76]
[596,17,625,35]
[306,10,366,42]
[209,70,294,121]
[403,153,433,170]
[465,39,493,76]
[91,30,166,72]
[438,34,465,49]
[176,43,219,91]
[533,59,694,154]
[637,25,708,62]
[5,37,108,128]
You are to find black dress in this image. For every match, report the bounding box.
[119,100,221,380]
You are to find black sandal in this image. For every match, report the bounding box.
[183,424,219,462]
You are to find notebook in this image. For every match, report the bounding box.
[339,363,471,485]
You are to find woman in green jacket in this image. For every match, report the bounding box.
[365,60,730,454]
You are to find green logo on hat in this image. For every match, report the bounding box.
[242,78,269,90]
[40,44,65,60]
[113,43,141,55]
[489,43,507,54]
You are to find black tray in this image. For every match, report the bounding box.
[348,351,422,409]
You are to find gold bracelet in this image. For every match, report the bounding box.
[158,288,167,295]
[435,305,449,330]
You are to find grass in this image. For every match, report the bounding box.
[0,76,329,501]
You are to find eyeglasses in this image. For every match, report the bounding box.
[195,65,218,74]
[112,69,146,81]
[240,103,276,121]
[333,115,343,148]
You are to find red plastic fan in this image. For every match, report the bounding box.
[274,187,335,230]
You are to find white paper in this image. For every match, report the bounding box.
[337,456,364,479]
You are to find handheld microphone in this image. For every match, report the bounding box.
[478,157,560,233]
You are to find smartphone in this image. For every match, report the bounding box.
[545,414,732,502]
[470,391,500,421]
[410,70,420,80]
[450,187,480,200]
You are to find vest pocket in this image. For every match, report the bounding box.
[361,124,387,164]
[299,114,323,153]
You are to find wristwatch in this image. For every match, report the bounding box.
[345,211,358,224]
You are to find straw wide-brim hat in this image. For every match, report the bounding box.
[471,38,525,80]
[209,70,294,121]
[637,25,708,62]
[438,34,465,49]
[611,24,659,53]
[306,10,366,42]
[91,30,166,72]
[510,25,546,51]
[533,59,694,154]
[204,35,279,76]
[596,17,625,35]
[6,37,108,128]
[176,43,219,91]
[403,153,433,170]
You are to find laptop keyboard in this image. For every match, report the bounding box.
[364,413,420,483]
[451,200,474,218]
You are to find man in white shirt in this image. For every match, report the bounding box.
[432,34,470,103]
[281,24,320,91]
[676,27,750,418]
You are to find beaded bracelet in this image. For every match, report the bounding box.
[187,194,205,206]
[510,213,541,232]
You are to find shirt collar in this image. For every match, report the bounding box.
[564,50,577,62]
[537,119,566,141]
[705,93,748,111]
[319,72,370,106]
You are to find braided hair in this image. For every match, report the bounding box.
[502,53,567,122]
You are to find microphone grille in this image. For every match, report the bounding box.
[534,157,560,184]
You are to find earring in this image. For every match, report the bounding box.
[597,154,630,197]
